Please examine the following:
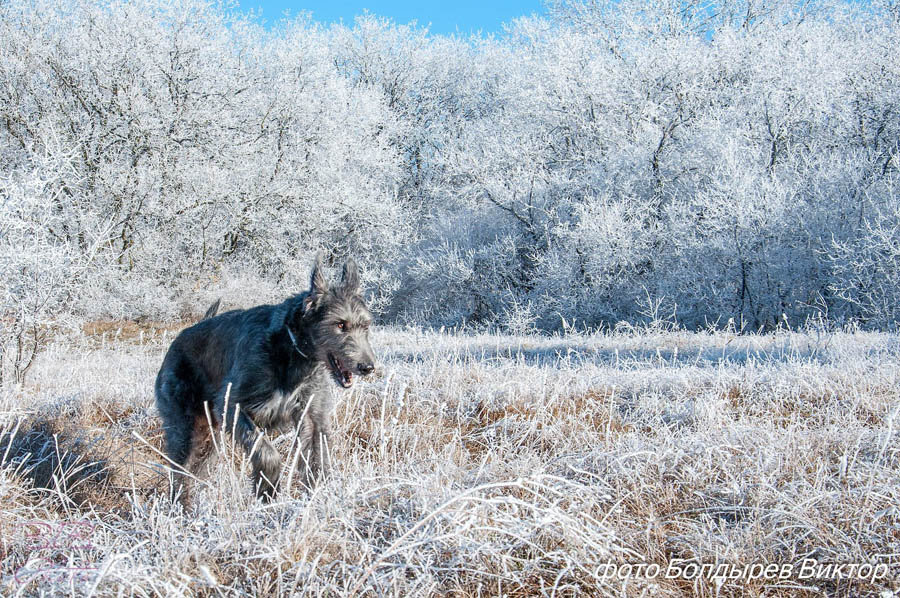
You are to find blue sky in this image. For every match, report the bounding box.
[239,0,547,35]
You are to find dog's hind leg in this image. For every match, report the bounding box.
[162,415,194,467]
[155,374,198,501]
[162,417,197,503]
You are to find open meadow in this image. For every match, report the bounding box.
[0,324,898,597]
[3,0,900,595]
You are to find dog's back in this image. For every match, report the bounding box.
[156,303,274,416]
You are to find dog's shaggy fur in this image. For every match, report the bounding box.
[154,255,376,499]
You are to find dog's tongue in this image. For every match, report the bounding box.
[330,354,354,388]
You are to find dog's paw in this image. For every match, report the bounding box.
[254,476,279,502]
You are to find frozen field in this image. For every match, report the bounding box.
[1,324,898,597]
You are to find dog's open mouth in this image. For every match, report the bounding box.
[328,353,353,388]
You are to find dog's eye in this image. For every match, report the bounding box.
[337,321,346,331]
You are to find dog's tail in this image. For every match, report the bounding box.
[202,298,222,320]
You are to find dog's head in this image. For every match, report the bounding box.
[301,253,376,389]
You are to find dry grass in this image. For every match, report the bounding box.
[0,325,898,596]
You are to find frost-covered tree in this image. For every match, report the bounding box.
[391,0,900,330]
[0,0,410,320]
[0,147,109,383]
[0,0,898,339]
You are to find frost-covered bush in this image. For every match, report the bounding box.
[0,154,106,383]
[828,194,900,327]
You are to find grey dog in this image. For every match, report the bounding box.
[154,254,376,500]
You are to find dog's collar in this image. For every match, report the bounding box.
[286,326,309,359]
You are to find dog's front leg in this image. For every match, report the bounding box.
[298,409,332,489]
[224,402,281,501]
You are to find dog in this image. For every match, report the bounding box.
[154,254,376,500]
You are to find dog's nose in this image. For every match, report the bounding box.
[357,362,375,376]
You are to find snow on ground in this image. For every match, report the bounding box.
[1,324,898,597]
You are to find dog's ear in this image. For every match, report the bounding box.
[304,252,328,311]
[310,251,329,296]
[341,258,359,294]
